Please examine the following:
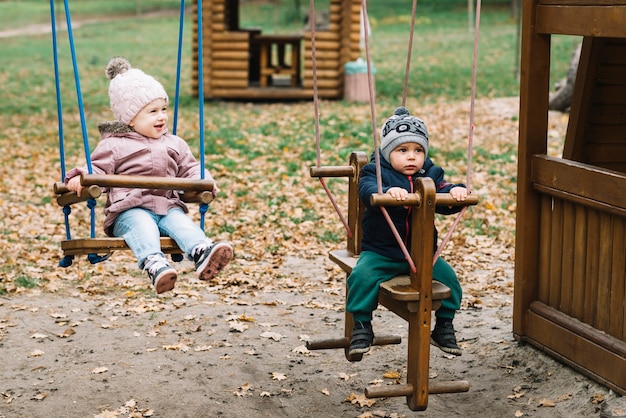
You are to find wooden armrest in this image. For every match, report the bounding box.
[370,193,479,207]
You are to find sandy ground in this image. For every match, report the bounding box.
[1,255,624,418]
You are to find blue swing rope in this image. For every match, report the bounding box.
[196,0,209,231]
[50,0,74,267]
[52,0,208,265]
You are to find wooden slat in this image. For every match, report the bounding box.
[571,205,587,320]
[531,155,626,210]
[211,41,249,50]
[62,237,182,255]
[538,195,552,303]
[536,5,626,37]
[583,210,600,326]
[210,79,249,88]
[548,199,563,308]
[211,70,248,79]
[596,213,613,332]
[526,302,626,395]
[610,218,626,339]
[212,50,248,60]
[559,200,575,314]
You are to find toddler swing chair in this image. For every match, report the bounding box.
[50,0,213,267]
[307,0,480,411]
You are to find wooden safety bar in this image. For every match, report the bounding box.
[52,174,215,258]
[307,151,476,411]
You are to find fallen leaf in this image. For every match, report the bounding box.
[382,370,401,379]
[58,328,76,338]
[271,372,287,381]
[28,349,44,357]
[538,398,555,407]
[260,331,282,341]
[92,366,108,374]
[229,322,248,332]
[31,392,47,401]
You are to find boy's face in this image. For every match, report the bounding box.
[389,142,425,175]
[130,98,168,139]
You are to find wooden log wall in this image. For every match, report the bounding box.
[192,0,363,100]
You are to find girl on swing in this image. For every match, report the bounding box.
[347,106,468,357]
[65,57,232,294]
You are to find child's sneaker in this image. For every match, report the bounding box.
[193,241,233,281]
[348,321,374,356]
[143,254,177,294]
[430,321,462,356]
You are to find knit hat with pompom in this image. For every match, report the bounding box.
[106,57,168,125]
[380,106,429,162]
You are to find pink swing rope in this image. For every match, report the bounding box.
[433,0,481,265]
[310,0,352,239]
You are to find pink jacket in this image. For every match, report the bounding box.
[66,121,213,236]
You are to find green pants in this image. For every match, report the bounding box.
[346,251,462,322]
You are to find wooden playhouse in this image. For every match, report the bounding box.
[515,0,626,395]
[191,0,364,100]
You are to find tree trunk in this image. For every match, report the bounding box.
[548,43,582,112]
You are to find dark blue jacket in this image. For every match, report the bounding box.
[359,152,465,260]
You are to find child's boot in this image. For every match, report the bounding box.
[430,319,462,356]
[348,320,374,356]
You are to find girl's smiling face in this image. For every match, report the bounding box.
[129,98,168,139]
[388,142,426,175]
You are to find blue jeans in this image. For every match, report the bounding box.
[112,207,211,268]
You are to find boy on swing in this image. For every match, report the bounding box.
[66,57,232,294]
[347,106,468,357]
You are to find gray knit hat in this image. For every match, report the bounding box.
[380,106,429,162]
[105,57,168,125]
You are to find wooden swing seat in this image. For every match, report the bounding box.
[329,249,452,302]
[308,151,477,411]
[53,174,215,257]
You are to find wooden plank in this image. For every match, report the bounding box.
[211,70,248,79]
[563,37,598,162]
[513,0,551,337]
[596,213,613,332]
[212,50,248,60]
[588,104,626,124]
[303,40,341,51]
[210,78,248,88]
[525,303,626,396]
[548,199,563,308]
[212,60,251,70]
[536,5,626,37]
[571,205,587,320]
[559,200,575,314]
[585,143,626,163]
[537,195,552,302]
[531,155,626,210]
[585,124,626,143]
[211,41,249,50]
[583,209,600,326]
[62,237,182,255]
[212,32,250,41]
[609,218,626,339]
[302,69,342,79]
